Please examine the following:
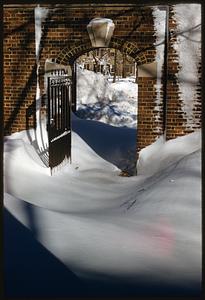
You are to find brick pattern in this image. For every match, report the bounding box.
[4,5,157,140]
[4,8,37,135]
[165,7,183,139]
[38,6,156,93]
[3,5,201,158]
[37,6,158,155]
[137,77,158,153]
[165,6,201,140]
[192,62,202,129]
[56,37,156,67]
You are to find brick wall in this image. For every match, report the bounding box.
[165,7,185,140]
[4,8,37,135]
[3,4,201,159]
[38,6,156,92]
[137,77,160,154]
[193,62,202,130]
[36,5,159,155]
[166,6,201,140]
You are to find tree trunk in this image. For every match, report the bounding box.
[122,53,126,78]
[113,49,117,83]
[135,63,138,83]
[92,51,98,73]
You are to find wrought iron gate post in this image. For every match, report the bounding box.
[47,73,72,173]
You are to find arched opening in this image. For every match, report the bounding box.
[72,47,138,176]
[47,38,156,174]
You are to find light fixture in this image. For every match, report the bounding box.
[87,18,115,48]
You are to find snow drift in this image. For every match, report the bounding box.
[76,66,138,128]
[4,115,202,296]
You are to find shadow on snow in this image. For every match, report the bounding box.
[4,208,201,297]
[72,114,137,174]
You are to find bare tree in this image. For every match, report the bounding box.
[122,53,126,78]
[113,48,117,83]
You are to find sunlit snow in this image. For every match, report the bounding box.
[76,66,138,128]
[4,118,201,296]
[4,3,202,297]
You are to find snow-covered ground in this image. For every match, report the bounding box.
[4,3,201,297]
[4,114,202,296]
[75,67,138,174]
[76,66,138,128]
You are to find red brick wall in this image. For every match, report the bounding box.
[137,77,160,154]
[38,6,156,92]
[3,4,201,158]
[37,5,158,155]
[4,8,37,135]
[193,62,202,129]
[3,5,157,140]
[165,7,185,140]
[166,6,201,140]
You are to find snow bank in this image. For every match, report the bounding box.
[76,66,138,128]
[72,113,137,174]
[137,129,201,176]
[4,120,125,211]
[4,117,201,296]
[77,66,111,105]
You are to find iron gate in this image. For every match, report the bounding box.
[47,74,71,172]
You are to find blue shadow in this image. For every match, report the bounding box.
[72,116,137,172]
[4,207,202,298]
[3,208,87,298]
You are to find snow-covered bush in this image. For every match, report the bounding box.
[76,66,138,128]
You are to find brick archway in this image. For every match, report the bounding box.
[3,4,201,165]
[56,36,158,161]
[56,37,155,66]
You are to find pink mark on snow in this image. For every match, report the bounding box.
[145,217,175,257]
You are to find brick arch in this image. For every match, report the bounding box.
[55,36,158,163]
[56,37,155,66]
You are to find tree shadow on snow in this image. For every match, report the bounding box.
[4,206,201,298]
[3,208,87,298]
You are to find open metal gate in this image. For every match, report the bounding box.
[47,73,71,173]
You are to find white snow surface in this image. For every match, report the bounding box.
[137,129,201,176]
[173,4,201,129]
[4,116,201,288]
[76,66,138,128]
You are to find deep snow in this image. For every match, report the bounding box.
[76,66,138,128]
[4,115,202,296]
[4,3,202,297]
[75,67,138,174]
